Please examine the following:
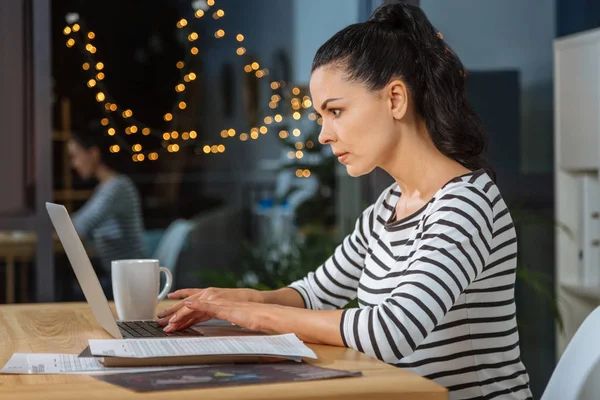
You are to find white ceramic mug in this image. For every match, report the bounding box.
[111,259,172,321]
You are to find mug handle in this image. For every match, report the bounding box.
[157,267,173,302]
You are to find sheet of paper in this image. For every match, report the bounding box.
[0,353,207,375]
[88,333,317,360]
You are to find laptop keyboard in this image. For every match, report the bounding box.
[117,320,204,338]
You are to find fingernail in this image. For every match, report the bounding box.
[163,324,171,332]
[184,301,192,305]
[157,312,164,318]
[169,315,177,323]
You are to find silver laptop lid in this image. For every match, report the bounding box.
[46,202,123,339]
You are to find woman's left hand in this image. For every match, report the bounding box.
[163,299,269,333]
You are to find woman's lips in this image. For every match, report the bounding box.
[335,152,349,163]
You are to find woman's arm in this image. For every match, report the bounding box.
[262,306,345,346]
[262,287,307,308]
[170,297,345,347]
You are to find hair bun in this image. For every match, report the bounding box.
[368,3,442,51]
[368,2,418,31]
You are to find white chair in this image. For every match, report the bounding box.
[152,219,195,279]
[578,358,600,400]
[173,205,245,289]
[541,306,600,400]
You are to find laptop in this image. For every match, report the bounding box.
[46,202,204,339]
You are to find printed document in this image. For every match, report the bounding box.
[1,353,203,375]
[88,333,317,360]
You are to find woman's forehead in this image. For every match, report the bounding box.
[310,67,358,99]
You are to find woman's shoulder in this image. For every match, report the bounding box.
[430,169,501,223]
[102,175,139,196]
[438,169,498,203]
[107,174,133,187]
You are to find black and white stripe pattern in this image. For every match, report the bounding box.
[73,175,147,271]
[290,170,532,399]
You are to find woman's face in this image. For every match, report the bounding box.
[310,66,402,177]
[67,139,100,180]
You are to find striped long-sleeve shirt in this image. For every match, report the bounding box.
[73,175,147,272]
[290,169,532,400]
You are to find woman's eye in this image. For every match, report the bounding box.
[332,109,341,118]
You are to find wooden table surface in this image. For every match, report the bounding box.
[0,302,448,400]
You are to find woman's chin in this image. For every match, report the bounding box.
[345,165,368,178]
[78,171,94,181]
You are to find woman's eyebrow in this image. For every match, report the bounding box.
[320,97,343,111]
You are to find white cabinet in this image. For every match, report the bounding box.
[555,29,600,171]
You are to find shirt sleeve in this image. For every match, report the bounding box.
[288,203,375,310]
[340,183,493,363]
[72,178,126,239]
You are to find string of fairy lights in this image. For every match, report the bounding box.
[63,0,322,177]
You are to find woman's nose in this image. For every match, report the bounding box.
[318,125,335,145]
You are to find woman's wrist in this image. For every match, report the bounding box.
[254,303,283,333]
[247,288,266,303]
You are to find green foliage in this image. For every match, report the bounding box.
[198,225,340,290]
[198,226,367,309]
[516,263,564,332]
[509,201,566,332]
[242,226,339,290]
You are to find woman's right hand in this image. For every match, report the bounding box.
[156,287,264,330]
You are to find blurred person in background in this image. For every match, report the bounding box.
[68,122,147,298]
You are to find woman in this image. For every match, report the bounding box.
[68,125,147,284]
[158,4,532,399]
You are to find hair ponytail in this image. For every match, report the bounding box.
[312,3,494,179]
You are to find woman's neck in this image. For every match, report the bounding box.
[382,121,469,202]
[96,166,118,184]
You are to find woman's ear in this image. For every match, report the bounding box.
[387,79,409,121]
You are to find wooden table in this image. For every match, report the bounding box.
[0,302,448,399]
